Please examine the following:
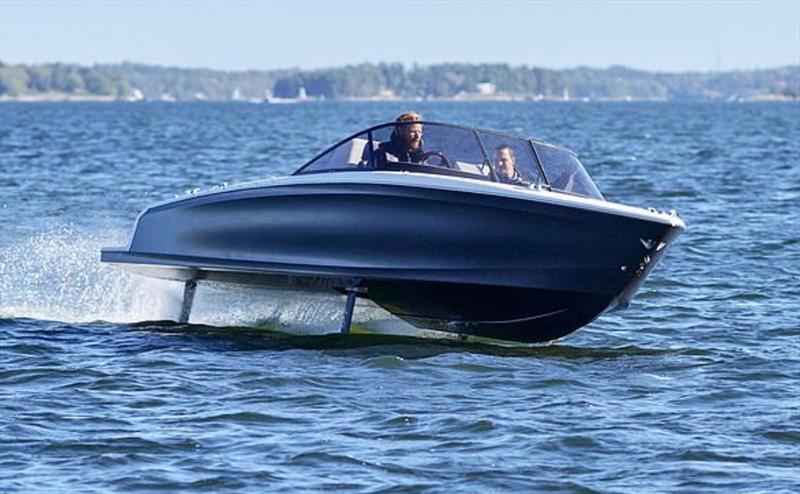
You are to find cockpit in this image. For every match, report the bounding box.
[294,121,604,201]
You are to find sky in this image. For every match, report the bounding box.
[1,0,799,72]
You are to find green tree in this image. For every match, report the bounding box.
[81,68,114,94]
[50,64,84,93]
[0,66,29,96]
[27,65,52,92]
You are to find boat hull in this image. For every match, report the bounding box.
[102,175,683,342]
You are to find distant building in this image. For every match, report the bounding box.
[476,82,496,95]
[377,88,398,100]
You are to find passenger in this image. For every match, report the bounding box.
[493,145,530,186]
[374,111,425,166]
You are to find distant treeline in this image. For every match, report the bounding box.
[562,65,800,100]
[271,63,568,99]
[1,61,798,101]
[0,62,130,97]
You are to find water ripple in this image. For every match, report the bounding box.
[1,102,799,493]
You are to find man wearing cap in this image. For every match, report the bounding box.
[374,111,426,166]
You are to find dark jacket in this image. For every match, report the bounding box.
[498,170,531,187]
[374,131,425,166]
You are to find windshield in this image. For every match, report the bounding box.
[295,122,603,200]
[533,143,604,200]
[475,130,546,186]
[371,123,491,177]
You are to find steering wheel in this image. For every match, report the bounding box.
[421,150,452,168]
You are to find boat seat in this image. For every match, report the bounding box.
[352,137,379,166]
[315,137,376,168]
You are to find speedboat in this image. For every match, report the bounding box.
[101,121,685,343]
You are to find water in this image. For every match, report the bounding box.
[1,101,799,493]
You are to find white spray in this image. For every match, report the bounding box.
[0,225,414,335]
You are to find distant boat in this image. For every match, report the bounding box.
[126,89,145,102]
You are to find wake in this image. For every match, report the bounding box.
[0,225,391,331]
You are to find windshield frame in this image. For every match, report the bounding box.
[295,121,499,175]
[292,121,602,200]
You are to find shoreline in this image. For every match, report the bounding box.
[1,94,797,103]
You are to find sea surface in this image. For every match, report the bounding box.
[1,101,798,493]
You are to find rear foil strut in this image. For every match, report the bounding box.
[179,279,198,323]
[339,286,365,334]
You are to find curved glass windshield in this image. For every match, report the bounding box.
[533,143,604,200]
[370,123,490,177]
[476,131,546,187]
[295,122,603,200]
[300,131,372,173]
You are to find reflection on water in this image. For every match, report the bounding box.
[124,320,683,360]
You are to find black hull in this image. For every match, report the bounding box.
[102,176,683,343]
[366,280,609,343]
